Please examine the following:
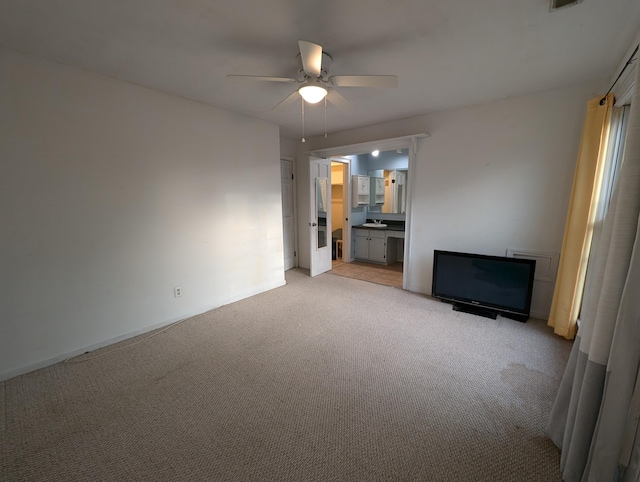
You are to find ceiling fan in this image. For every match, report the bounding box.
[227,40,398,112]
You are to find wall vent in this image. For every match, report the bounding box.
[550,0,583,11]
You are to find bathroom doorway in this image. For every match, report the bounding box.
[310,134,424,290]
[330,159,348,268]
[333,147,408,288]
[328,152,406,289]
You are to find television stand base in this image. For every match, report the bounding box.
[452,303,498,320]
[502,313,529,323]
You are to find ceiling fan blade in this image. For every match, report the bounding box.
[226,75,297,83]
[298,40,323,77]
[271,90,300,111]
[330,75,398,88]
[327,89,354,112]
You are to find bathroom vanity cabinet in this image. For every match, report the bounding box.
[353,228,398,264]
[354,228,386,263]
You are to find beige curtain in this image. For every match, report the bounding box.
[548,94,614,339]
[546,61,640,480]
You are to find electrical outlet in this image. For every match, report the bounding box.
[174,287,182,298]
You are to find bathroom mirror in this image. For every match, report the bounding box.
[316,177,328,249]
[368,169,407,214]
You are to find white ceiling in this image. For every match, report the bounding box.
[1,0,639,140]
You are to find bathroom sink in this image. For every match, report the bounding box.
[362,223,387,228]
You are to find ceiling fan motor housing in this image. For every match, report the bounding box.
[297,52,332,80]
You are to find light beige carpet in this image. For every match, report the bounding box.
[1,268,572,481]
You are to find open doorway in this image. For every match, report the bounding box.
[330,159,348,269]
[281,158,296,271]
[308,133,426,289]
[330,148,407,288]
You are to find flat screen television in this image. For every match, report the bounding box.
[431,250,536,322]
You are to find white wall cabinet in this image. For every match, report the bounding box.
[370,177,385,206]
[352,175,370,206]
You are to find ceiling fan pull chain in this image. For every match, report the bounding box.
[301,97,306,143]
[324,97,327,139]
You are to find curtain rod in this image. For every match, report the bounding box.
[600,44,639,105]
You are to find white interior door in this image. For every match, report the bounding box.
[310,157,332,277]
[280,159,295,271]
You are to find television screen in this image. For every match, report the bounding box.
[432,250,536,321]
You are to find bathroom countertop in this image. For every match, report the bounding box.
[354,221,405,231]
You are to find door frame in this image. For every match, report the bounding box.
[280,157,298,270]
[329,156,351,264]
[309,133,427,290]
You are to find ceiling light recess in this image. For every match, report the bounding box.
[549,0,583,11]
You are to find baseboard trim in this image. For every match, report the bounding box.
[530,311,549,321]
[0,278,286,382]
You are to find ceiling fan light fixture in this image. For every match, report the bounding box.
[299,82,328,104]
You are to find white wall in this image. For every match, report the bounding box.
[279,136,298,160]
[408,82,604,293]
[298,79,606,317]
[0,48,285,380]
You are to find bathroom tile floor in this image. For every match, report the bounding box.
[330,260,403,289]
